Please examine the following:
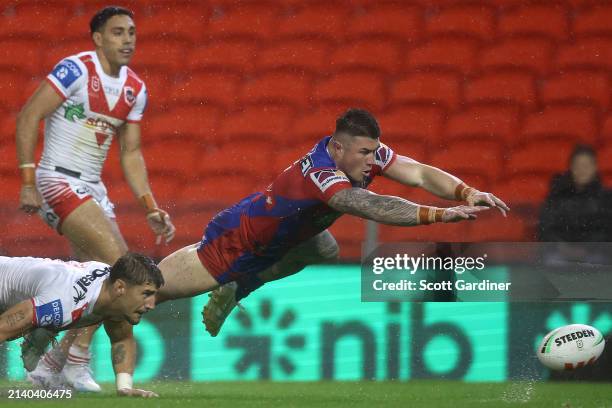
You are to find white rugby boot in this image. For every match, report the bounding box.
[62,363,101,392]
[26,362,63,389]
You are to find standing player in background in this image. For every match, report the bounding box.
[15,6,175,392]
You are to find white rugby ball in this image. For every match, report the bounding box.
[537,324,605,370]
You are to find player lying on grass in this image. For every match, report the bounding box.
[27,108,509,382]
[0,253,161,397]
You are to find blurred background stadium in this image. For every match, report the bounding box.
[1,0,612,394]
[1,0,612,258]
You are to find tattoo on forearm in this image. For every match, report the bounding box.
[112,344,126,365]
[5,311,25,328]
[328,188,419,226]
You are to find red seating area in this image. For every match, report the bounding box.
[1,0,612,259]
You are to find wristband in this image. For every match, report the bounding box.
[139,193,158,214]
[116,372,133,390]
[146,208,169,220]
[417,206,444,225]
[454,182,477,201]
[20,167,36,186]
[19,163,36,169]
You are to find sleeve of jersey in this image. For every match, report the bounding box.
[372,142,397,176]
[46,58,85,100]
[127,84,147,123]
[30,293,72,330]
[307,168,353,202]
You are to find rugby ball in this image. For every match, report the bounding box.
[537,324,605,370]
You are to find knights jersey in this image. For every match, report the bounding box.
[0,256,109,330]
[40,51,147,182]
[199,136,396,281]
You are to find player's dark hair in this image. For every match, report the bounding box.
[90,6,134,34]
[335,108,380,140]
[570,144,597,164]
[109,253,164,288]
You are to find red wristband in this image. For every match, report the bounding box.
[139,193,158,214]
[454,182,476,201]
[417,206,444,225]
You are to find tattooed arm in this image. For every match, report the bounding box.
[104,320,158,398]
[327,188,489,226]
[0,300,35,342]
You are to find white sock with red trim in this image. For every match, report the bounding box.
[40,345,67,373]
[66,344,91,367]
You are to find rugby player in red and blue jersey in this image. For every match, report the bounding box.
[154,109,509,334]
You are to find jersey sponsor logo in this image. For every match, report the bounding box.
[51,60,82,88]
[309,169,349,193]
[35,299,63,328]
[84,117,118,135]
[72,267,109,303]
[64,103,86,122]
[103,84,121,97]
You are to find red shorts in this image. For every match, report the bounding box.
[36,168,116,231]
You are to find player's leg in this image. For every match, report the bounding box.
[258,229,339,284]
[26,330,77,389]
[61,200,128,262]
[60,210,126,392]
[64,217,124,357]
[203,230,340,336]
[155,243,221,304]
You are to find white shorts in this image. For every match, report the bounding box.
[36,168,115,231]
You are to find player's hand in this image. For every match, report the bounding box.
[146,209,176,244]
[19,185,42,214]
[465,190,510,217]
[117,388,159,398]
[442,205,490,223]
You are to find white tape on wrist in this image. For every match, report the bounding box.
[116,372,133,390]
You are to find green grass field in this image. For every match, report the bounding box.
[1,381,612,408]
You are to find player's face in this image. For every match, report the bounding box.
[334,135,379,183]
[571,153,597,188]
[98,15,136,67]
[120,282,157,325]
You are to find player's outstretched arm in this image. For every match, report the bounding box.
[0,300,35,343]
[118,123,175,244]
[383,154,510,216]
[327,188,489,226]
[16,81,65,214]
[104,320,158,398]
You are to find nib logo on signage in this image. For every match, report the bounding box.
[533,303,612,352]
[225,299,305,379]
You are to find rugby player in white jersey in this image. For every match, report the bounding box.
[15,6,175,392]
[0,253,162,397]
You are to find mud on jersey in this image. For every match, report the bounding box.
[41,51,147,182]
[0,257,110,330]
